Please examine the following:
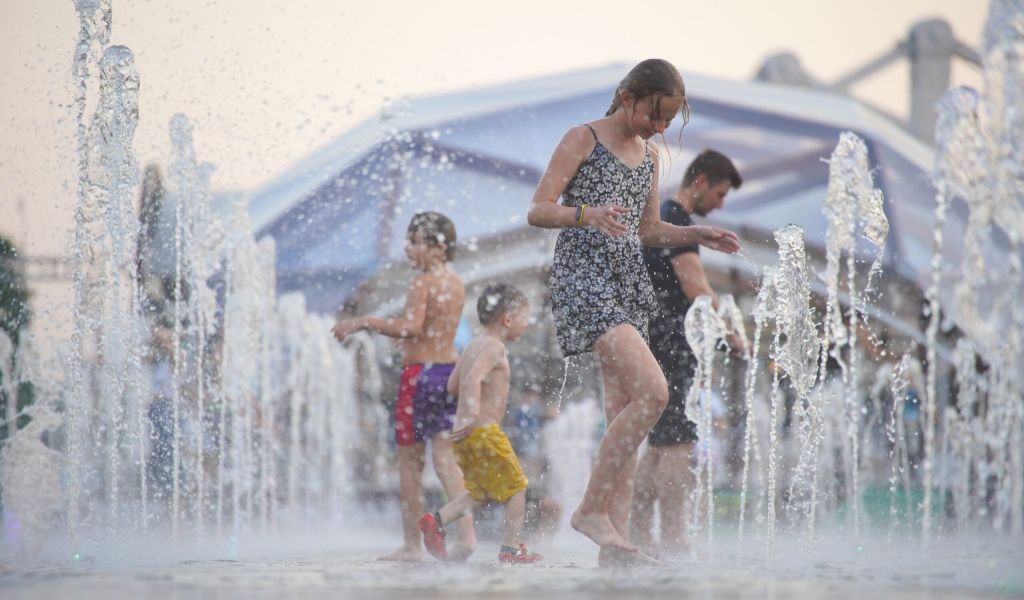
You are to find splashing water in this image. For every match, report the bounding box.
[737,267,773,549]
[772,226,819,401]
[763,226,818,557]
[723,16,1022,563]
[0,2,363,562]
[1,0,1022,581]
[164,113,224,538]
[680,292,750,556]
[771,226,821,541]
[925,0,1024,540]
[733,139,892,557]
[822,133,890,540]
[683,296,723,552]
[67,43,146,544]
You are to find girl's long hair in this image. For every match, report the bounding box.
[606,58,690,127]
[606,59,690,173]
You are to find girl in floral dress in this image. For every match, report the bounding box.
[527,59,740,564]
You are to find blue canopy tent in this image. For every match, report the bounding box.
[249,64,954,319]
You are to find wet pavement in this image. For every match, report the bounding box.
[2,528,1020,599]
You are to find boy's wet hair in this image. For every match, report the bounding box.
[682,149,743,189]
[477,283,528,326]
[407,211,457,261]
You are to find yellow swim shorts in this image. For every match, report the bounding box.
[452,422,528,503]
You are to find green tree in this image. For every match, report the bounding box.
[0,235,32,440]
[0,236,31,342]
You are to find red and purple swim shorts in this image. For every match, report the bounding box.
[394,362,457,447]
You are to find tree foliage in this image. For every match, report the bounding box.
[0,236,31,343]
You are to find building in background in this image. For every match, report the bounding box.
[248,62,962,334]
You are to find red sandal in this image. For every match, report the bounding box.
[418,512,448,561]
[498,544,543,564]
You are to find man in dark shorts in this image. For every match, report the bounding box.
[629,149,744,556]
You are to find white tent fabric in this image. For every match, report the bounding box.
[249,64,957,313]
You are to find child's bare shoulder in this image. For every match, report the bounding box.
[465,336,505,361]
[412,269,463,292]
[438,268,465,290]
[408,271,432,291]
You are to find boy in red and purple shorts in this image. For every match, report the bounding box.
[333,211,476,561]
[394,363,458,448]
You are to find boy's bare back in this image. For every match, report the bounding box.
[402,267,465,365]
[449,335,510,431]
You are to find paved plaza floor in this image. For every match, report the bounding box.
[2,526,1020,599]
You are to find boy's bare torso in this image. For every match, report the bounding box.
[402,268,465,366]
[452,336,510,426]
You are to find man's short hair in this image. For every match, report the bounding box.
[407,211,457,261]
[682,149,742,189]
[477,283,528,326]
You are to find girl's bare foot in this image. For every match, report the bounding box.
[597,546,663,568]
[631,532,656,556]
[377,545,425,562]
[570,508,636,551]
[657,540,691,560]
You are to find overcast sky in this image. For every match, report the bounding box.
[0,0,989,343]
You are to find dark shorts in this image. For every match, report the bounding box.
[395,363,457,446]
[647,317,699,447]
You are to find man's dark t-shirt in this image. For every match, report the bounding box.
[643,200,700,324]
[643,199,701,446]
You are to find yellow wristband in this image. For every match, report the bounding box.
[577,203,588,226]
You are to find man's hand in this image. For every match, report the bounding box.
[331,318,363,342]
[725,331,748,360]
[695,226,740,254]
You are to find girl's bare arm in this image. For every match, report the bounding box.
[527,125,630,237]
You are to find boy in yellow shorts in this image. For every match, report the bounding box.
[418,283,542,564]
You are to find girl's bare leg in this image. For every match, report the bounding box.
[598,449,640,567]
[570,324,669,551]
[379,443,426,561]
[602,370,639,538]
[431,434,477,560]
